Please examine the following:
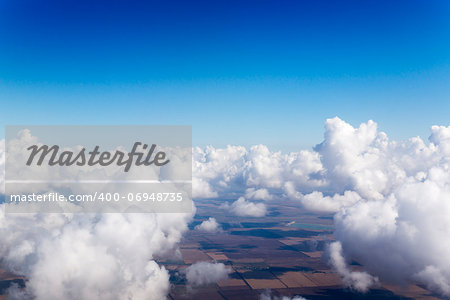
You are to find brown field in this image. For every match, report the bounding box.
[246,278,286,289]
[230,258,265,264]
[278,238,311,245]
[206,252,229,261]
[217,278,249,289]
[382,283,442,300]
[276,271,318,288]
[303,272,342,286]
[301,251,323,258]
[179,249,212,264]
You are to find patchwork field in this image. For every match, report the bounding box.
[0,199,441,299]
[165,198,441,300]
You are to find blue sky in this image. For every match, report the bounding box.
[0,0,449,151]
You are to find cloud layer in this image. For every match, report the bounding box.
[193,117,450,296]
[1,117,450,298]
[0,209,193,299]
[0,138,194,299]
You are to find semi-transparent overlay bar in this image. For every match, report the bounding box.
[5,126,192,213]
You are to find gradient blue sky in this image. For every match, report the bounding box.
[1,0,449,151]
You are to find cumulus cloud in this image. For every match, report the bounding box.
[194,117,450,297]
[320,119,450,297]
[184,261,231,288]
[259,289,308,300]
[3,117,450,298]
[192,145,323,199]
[286,117,450,297]
[245,188,274,201]
[221,197,267,217]
[0,209,192,300]
[195,217,221,233]
[0,138,194,300]
[328,242,378,292]
[192,177,218,199]
[298,190,362,214]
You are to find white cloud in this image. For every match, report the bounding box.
[0,209,192,300]
[415,265,450,296]
[328,241,378,292]
[3,117,450,297]
[305,118,450,297]
[221,197,267,217]
[192,177,218,199]
[195,217,221,233]
[319,120,450,297]
[184,261,231,288]
[298,191,362,213]
[245,188,273,201]
[259,289,308,300]
[192,145,323,199]
[0,139,194,299]
[192,117,450,297]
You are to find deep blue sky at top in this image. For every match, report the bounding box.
[0,0,449,151]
